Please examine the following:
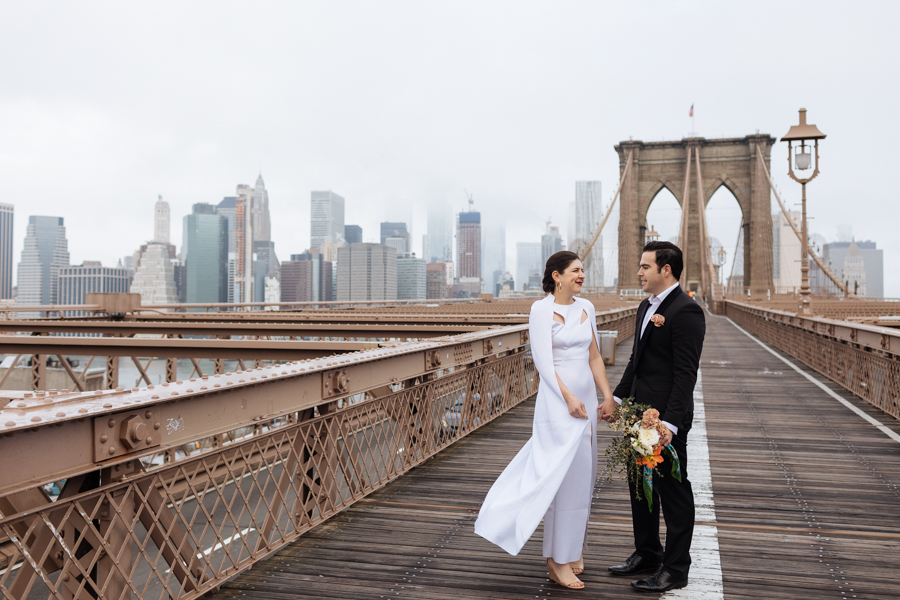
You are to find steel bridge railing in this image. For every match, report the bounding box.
[724,300,900,420]
[0,307,637,600]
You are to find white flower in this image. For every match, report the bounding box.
[639,427,660,448]
[631,437,651,456]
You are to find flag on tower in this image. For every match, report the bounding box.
[689,104,694,117]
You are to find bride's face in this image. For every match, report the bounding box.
[554,260,585,295]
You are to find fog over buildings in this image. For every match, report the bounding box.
[1,2,898,296]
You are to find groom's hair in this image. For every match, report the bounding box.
[643,241,683,280]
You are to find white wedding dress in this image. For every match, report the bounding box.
[475,295,599,563]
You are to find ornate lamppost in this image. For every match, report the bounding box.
[781,108,826,316]
[645,225,660,244]
[716,246,727,286]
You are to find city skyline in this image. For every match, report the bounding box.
[1,3,897,295]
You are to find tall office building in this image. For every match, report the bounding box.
[516,242,542,292]
[541,225,563,267]
[281,252,333,302]
[311,191,345,249]
[183,205,228,303]
[235,185,253,303]
[17,216,70,313]
[426,206,453,263]
[842,242,867,296]
[481,222,506,296]
[380,222,410,254]
[457,211,481,295]
[131,242,178,304]
[0,203,12,299]
[252,174,271,243]
[397,254,426,300]
[574,181,604,288]
[426,262,452,299]
[336,243,397,301]
[154,196,170,244]
[216,197,238,302]
[812,240,884,297]
[58,261,130,311]
[131,199,177,305]
[253,240,280,302]
[345,224,363,244]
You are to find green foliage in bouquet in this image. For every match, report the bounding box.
[604,397,681,512]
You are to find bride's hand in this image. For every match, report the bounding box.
[565,394,588,419]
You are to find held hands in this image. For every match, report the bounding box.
[564,394,588,419]
[659,423,673,446]
[599,397,616,423]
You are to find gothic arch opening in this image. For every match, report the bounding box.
[644,186,682,245]
[705,185,743,289]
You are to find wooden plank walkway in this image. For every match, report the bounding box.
[211,311,900,600]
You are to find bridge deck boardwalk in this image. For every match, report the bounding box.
[211,311,900,600]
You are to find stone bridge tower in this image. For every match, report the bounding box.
[615,135,776,295]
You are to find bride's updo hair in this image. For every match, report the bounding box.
[542,251,581,293]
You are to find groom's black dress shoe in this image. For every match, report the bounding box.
[607,553,661,576]
[631,568,688,592]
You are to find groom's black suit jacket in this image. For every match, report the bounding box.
[613,285,705,433]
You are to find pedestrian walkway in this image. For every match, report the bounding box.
[211,312,900,600]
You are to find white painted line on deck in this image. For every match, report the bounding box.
[727,318,900,445]
[662,369,724,599]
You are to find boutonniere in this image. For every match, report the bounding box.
[650,314,665,328]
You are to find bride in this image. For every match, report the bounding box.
[474,250,616,590]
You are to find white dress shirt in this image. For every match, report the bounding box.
[615,282,681,435]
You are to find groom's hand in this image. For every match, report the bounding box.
[659,424,673,446]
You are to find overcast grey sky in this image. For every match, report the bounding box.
[3,1,898,295]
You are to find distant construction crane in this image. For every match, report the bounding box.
[464,189,474,211]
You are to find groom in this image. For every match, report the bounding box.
[608,241,705,592]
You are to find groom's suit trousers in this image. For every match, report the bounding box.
[628,431,695,579]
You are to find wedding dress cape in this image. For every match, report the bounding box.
[474,293,601,556]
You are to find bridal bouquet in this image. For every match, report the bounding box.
[604,398,681,512]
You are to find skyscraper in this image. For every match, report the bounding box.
[131,199,177,305]
[17,216,70,312]
[426,262,452,299]
[131,243,178,304]
[516,242,542,292]
[336,243,397,301]
[216,197,238,302]
[236,185,253,303]
[154,196,170,244]
[0,203,12,299]
[253,240,280,302]
[281,252,333,302]
[183,205,228,303]
[344,224,363,244]
[457,211,481,295]
[252,174,271,243]
[427,206,453,263]
[541,225,563,267]
[574,181,604,288]
[481,221,506,296]
[397,254,426,300]
[311,191,345,249]
[380,222,410,254]
[58,262,130,312]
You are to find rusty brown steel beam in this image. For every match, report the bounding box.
[0,335,379,360]
[0,319,492,339]
[0,325,531,497]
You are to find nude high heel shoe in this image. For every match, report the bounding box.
[569,555,584,575]
[547,558,584,590]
